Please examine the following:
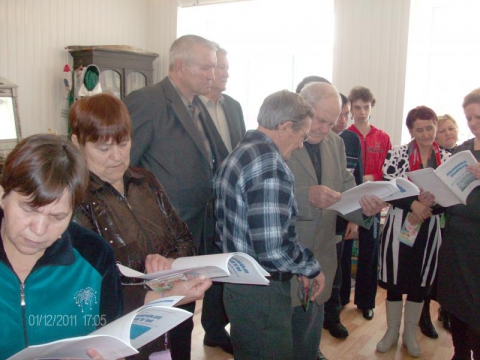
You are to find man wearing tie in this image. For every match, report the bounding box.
[124,35,230,359]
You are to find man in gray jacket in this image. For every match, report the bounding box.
[288,82,384,360]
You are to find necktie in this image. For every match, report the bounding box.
[190,101,215,170]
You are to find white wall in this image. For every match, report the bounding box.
[1,0,411,146]
[0,0,177,138]
[333,0,411,146]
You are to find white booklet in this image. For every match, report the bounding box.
[118,252,270,288]
[327,177,419,215]
[7,297,191,360]
[406,150,480,207]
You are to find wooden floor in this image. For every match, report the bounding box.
[190,285,455,360]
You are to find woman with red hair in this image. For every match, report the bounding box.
[376,106,450,357]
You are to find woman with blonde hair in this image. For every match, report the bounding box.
[436,114,459,152]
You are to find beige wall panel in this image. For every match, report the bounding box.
[0,0,177,139]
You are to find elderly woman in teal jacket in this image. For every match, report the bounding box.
[0,134,122,359]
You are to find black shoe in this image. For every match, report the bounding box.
[438,307,452,332]
[419,306,438,339]
[203,336,234,355]
[323,321,349,338]
[362,308,374,320]
[316,350,328,360]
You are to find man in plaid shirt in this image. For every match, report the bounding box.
[214,89,325,360]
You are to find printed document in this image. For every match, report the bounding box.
[406,150,480,207]
[8,297,191,360]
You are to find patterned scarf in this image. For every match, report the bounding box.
[408,140,442,171]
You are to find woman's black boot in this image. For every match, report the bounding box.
[419,299,438,339]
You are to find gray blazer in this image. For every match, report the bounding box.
[125,77,229,249]
[287,131,364,306]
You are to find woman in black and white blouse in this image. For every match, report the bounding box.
[376,106,450,358]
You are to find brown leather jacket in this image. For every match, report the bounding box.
[73,167,195,314]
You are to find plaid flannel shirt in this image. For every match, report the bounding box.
[214,130,320,278]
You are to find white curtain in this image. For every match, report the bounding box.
[333,0,411,147]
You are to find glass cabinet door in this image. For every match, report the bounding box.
[100,70,122,99]
[126,71,147,97]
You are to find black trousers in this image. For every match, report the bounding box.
[450,314,480,360]
[199,214,230,343]
[169,302,195,360]
[354,214,379,309]
[324,236,345,324]
[340,238,354,306]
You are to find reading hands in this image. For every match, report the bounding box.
[308,185,341,209]
[411,200,432,222]
[411,191,435,225]
[144,276,213,306]
[468,162,480,180]
[359,195,385,216]
[418,190,436,207]
[168,276,213,306]
[86,348,106,359]
[145,254,174,273]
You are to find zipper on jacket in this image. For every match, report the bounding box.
[20,282,29,347]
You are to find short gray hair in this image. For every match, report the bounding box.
[257,90,314,130]
[212,41,227,56]
[169,35,216,70]
[300,82,341,109]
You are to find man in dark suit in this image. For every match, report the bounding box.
[200,43,245,153]
[199,43,246,353]
[124,35,230,359]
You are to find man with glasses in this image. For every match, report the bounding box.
[288,82,384,360]
[214,90,325,360]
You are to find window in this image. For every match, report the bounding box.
[178,0,334,130]
[404,0,480,145]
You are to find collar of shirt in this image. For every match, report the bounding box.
[199,94,225,106]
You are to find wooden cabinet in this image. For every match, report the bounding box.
[66,45,159,99]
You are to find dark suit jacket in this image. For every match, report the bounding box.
[124,77,229,249]
[222,93,246,150]
[198,93,246,152]
[337,129,363,232]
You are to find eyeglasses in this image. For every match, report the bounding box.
[279,121,309,142]
[299,127,310,142]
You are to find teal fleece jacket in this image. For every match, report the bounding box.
[0,217,123,359]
